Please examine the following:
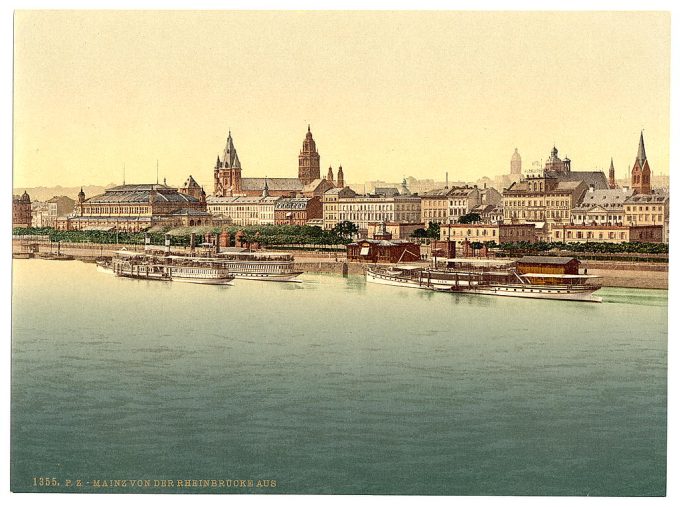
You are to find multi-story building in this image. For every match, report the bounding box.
[623,193,669,243]
[470,204,503,223]
[551,224,663,244]
[274,197,323,226]
[59,184,211,232]
[31,201,49,228]
[45,195,76,228]
[571,187,633,225]
[420,186,480,224]
[502,174,587,239]
[12,191,32,228]
[337,194,421,231]
[206,195,280,226]
[440,223,536,245]
[322,187,357,230]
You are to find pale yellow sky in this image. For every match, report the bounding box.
[13,10,670,189]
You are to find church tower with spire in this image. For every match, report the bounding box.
[336,165,344,188]
[326,165,334,185]
[631,131,651,195]
[298,125,321,185]
[608,158,617,189]
[214,131,242,197]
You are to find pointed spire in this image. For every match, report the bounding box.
[637,131,647,164]
[609,157,614,170]
[308,124,311,132]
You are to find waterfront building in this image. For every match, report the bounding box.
[59,184,211,232]
[571,187,633,225]
[623,192,669,243]
[439,223,536,246]
[420,186,481,224]
[274,197,323,226]
[551,224,663,243]
[337,194,421,232]
[322,186,358,230]
[206,195,280,226]
[12,191,32,228]
[502,175,586,240]
[346,239,420,263]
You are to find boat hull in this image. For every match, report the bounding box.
[366,269,602,303]
[231,271,304,282]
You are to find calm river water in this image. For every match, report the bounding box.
[11,259,667,495]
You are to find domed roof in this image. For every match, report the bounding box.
[20,191,31,202]
[511,148,521,162]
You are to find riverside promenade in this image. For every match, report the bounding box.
[12,239,668,289]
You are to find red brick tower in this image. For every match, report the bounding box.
[631,131,651,195]
[298,125,321,185]
[214,131,242,196]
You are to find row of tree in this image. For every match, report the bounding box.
[12,222,362,249]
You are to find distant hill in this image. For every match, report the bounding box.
[12,184,117,202]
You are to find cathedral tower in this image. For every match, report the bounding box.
[298,125,321,185]
[214,131,242,197]
[631,131,651,195]
[326,165,334,185]
[336,164,344,188]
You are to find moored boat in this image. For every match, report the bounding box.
[108,251,235,285]
[171,248,303,282]
[366,256,602,303]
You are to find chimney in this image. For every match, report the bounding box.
[445,172,449,189]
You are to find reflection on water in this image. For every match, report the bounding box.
[11,259,667,496]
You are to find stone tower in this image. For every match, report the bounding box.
[631,131,651,195]
[336,165,344,188]
[326,165,334,185]
[298,125,321,185]
[510,148,522,175]
[214,131,242,197]
[608,158,616,189]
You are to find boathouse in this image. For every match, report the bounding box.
[515,256,580,276]
[346,239,420,263]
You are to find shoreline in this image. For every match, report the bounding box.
[12,240,668,290]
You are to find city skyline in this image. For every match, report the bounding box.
[13,11,670,189]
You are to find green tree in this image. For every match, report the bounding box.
[332,221,359,239]
[426,221,440,239]
[457,213,481,224]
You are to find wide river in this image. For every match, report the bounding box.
[11,259,667,496]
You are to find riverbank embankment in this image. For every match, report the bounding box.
[12,240,668,289]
